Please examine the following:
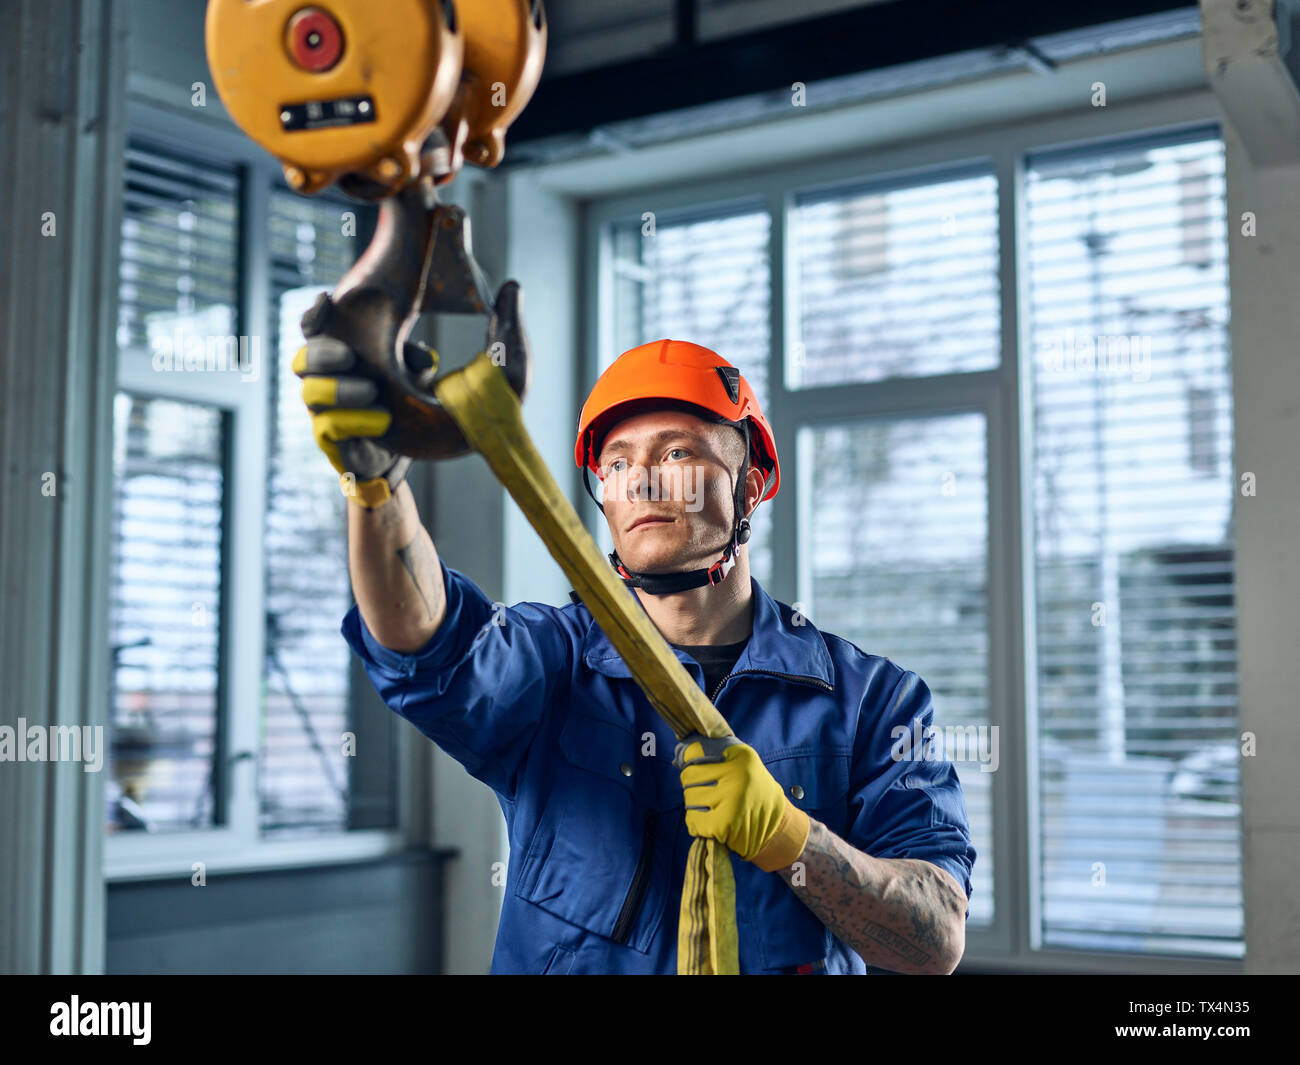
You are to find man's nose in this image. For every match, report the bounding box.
[623,461,654,501]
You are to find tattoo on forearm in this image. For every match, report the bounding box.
[395,532,441,622]
[776,818,965,973]
[855,920,930,965]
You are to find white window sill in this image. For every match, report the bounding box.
[104,829,409,882]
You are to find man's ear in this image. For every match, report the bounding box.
[744,463,765,518]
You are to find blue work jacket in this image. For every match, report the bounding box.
[341,557,977,974]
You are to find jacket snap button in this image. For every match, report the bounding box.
[620,762,633,776]
[790,784,804,800]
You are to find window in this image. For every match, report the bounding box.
[590,109,1240,966]
[107,117,397,873]
[1025,132,1239,957]
[109,144,240,834]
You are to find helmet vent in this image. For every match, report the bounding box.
[715,365,740,404]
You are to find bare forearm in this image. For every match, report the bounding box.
[346,480,446,652]
[776,817,966,974]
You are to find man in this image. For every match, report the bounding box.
[295,334,977,974]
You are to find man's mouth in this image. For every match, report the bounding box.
[628,515,675,531]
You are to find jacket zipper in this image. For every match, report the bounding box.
[612,809,657,944]
[710,668,834,704]
[609,671,833,943]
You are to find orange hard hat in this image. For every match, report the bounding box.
[573,338,780,502]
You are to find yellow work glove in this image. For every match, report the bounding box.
[292,333,422,509]
[674,735,810,873]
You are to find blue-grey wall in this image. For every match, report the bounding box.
[107,851,453,974]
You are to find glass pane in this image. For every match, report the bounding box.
[1026,132,1240,957]
[607,208,774,586]
[108,395,225,833]
[789,170,999,387]
[262,190,396,836]
[118,145,239,357]
[801,412,992,925]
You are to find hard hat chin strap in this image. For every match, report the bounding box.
[581,422,754,597]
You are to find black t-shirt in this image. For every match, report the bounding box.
[567,589,750,701]
[669,637,750,701]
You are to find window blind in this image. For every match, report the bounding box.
[108,395,225,833]
[118,143,239,352]
[263,190,394,835]
[789,169,1000,388]
[1025,131,1240,957]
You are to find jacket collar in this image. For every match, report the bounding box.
[577,576,835,691]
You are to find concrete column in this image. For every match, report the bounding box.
[1201,0,1300,974]
[0,0,128,973]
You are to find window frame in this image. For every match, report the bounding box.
[105,100,411,881]
[583,88,1240,974]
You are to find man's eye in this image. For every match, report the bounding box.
[666,447,689,460]
[607,459,626,472]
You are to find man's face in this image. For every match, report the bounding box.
[596,409,751,574]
